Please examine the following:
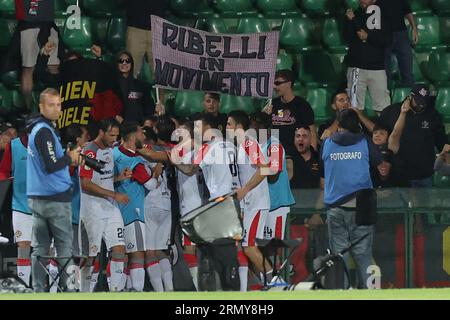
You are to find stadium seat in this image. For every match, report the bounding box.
[255,0,300,17]
[194,17,228,33]
[0,0,14,17]
[81,0,125,17]
[174,91,205,117]
[292,81,307,98]
[410,0,432,14]
[297,52,340,87]
[106,17,127,52]
[213,0,257,17]
[138,58,154,85]
[322,18,348,53]
[0,17,16,47]
[92,18,110,47]
[62,15,93,53]
[236,17,270,34]
[301,0,340,16]
[440,17,450,47]
[343,0,359,10]
[433,173,450,188]
[412,15,445,52]
[220,94,256,114]
[279,17,321,53]
[305,88,333,123]
[435,87,450,121]
[423,51,450,84]
[1,70,19,89]
[55,0,69,18]
[431,0,450,14]
[389,54,425,85]
[276,50,293,71]
[391,87,411,104]
[169,0,214,17]
[0,84,13,112]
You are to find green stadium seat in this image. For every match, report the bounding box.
[255,0,300,17]
[297,52,340,87]
[0,84,13,112]
[62,15,93,53]
[169,0,214,17]
[174,91,205,117]
[410,0,432,15]
[276,50,293,71]
[391,87,411,104]
[412,15,445,52]
[306,87,333,123]
[138,58,154,85]
[433,173,450,188]
[431,0,450,14]
[213,0,257,17]
[1,70,19,89]
[236,17,270,34]
[0,0,14,17]
[55,0,68,18]
[301,0,340,16]
[0,18,16,47]
[279,17,321,53]
[344,0,359,10]
[12,89,24,110]
[435,87,450,121]
[81,0,125,17]
[423,51,450,84]
[322,18,347,53]
[220,94,256,114]
[92,18,110,47]
[107,17,127,52]
[440,17,450,47]
[194,17,228,33]
[389,54,425,86]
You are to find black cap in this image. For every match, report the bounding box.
[410,84,429,107]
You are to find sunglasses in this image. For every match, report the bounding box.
[274,80,289,86]
[118,58,131,64]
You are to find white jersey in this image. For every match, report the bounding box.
[194,138,239,200]
[177,150,208,216]
[237,138,270,212]
[79,141,117,218]
[143,145,171,211]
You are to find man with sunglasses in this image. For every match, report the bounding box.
[263,69,317,155]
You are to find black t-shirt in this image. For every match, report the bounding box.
[379,0,412,32]
[290,147,321,189]
[271,96,315,156]
[126,0,168,30]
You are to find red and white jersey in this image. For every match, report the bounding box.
[79,141,116,218]
[194,138,239,200]
[237,138,270,212]
[142,145,171,211]
[177,150,208,216]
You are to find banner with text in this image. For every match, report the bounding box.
[151,15,279,99]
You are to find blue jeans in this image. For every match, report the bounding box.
[385,30,414,87]
[29,199,73,292]
[327,207,375,289]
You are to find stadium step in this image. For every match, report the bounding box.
[169,0,215,18]
[255,0,300,18]
[212,0,258,18]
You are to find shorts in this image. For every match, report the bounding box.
[124,220,146,253]
[21,27,60,68]
[72,224,79,256]
[264,207,290,240]
[145,207,171,250]
[79,207,125,257]
[12,211,33,243]
[242,209,268,247]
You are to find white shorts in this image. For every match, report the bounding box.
[124,221,146,253]
[21,27,60,67]
[12,211,33,243]
[242,209,268,247]
[264,207,290,240]
[79,207,125,257]
[145,207,171,250]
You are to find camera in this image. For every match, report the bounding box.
[67,142,106,173]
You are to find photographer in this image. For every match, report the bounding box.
[26,88,82,292]
[320,109,382,289]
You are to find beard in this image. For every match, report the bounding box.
[135,140,143,150]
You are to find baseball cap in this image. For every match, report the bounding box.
[410,84,429,108]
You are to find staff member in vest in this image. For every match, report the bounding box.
[320,109,382,289]
[26,88,82,292]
